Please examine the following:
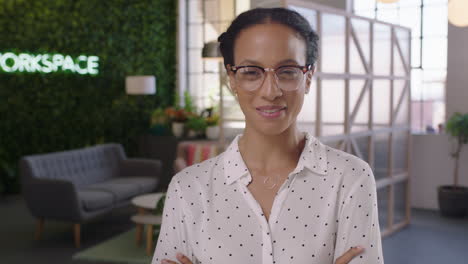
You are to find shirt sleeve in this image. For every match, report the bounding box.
[151,176,198,264]
[333,162,384,264]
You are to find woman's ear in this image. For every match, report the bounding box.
[305,69,314,94]
[227,64,237,95]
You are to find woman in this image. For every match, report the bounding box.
[153,7,384,264]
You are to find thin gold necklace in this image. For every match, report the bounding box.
[239,137,286,190]
[260,175,280,189]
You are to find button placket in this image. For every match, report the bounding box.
[238,182,274,264]
[262,230,274,264]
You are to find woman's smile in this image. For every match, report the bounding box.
[255,105,287,119]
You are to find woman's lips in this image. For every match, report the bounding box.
[256,107,286,119]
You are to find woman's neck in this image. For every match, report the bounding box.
[238,125,306,171]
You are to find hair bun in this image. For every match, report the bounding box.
[218,32,226,42]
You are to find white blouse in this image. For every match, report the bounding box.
[151,132,384,264]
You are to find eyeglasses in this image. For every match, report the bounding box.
[229,64,313,92]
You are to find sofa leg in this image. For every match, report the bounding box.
[74,223,81,248]
[34,218,44,240]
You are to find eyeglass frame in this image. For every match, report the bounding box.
[228,64,315,92]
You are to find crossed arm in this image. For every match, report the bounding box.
[160,246,365,264]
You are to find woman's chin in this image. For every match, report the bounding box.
[249,119,293,136]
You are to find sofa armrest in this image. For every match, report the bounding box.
[120,158,162,178]
[22,178,82,222]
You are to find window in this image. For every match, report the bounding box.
[354,0,448,133]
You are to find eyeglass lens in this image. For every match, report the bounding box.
[235,66,304,92]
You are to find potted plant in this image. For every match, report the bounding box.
[186,115,207,138]
[205,115,220,140]
[165,107,188,138]
[149,108,170,136]
[438,112,468,217]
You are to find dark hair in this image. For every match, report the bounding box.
[218,7,319,69]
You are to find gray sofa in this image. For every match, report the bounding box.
[19,143,162,247]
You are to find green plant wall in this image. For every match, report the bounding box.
[0,0,177,194]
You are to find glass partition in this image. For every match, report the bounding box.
[287,0,411,237]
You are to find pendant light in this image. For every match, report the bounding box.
[377,0,399,3]
[448,0,468,27]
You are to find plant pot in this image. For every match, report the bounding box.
[171,122,184,138]
[187,129,197,138]
[206,126,219,140]
[437,185,468,218]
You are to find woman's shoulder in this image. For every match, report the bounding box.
[322,143,374,185]
[173,135,241,184]
[170,153,225,193]
[324,144,369,168]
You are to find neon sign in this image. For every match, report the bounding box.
[0,52,99,75]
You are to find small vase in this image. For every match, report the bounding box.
[206,126,219,140]
[172,122,184,138]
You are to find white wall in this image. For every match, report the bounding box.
[446,23,468,118]
[411,134,468,209]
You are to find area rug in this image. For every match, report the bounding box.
[73,228,153,264]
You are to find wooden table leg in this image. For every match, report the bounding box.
[136,223,143,245]
[34,218,44,240]
[136,207,147,246]
[146,224,154,256]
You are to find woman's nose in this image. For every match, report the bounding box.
[259,72,282,100]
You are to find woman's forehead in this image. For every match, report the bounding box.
[233,23,307,66]
[235,58,302,68]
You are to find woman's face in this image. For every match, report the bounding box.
[228,22,313,136]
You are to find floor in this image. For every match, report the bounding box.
[0,195,135,264]
[382,209,468,263]
[0,195,467,264]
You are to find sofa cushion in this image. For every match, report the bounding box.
[87,179,141,202]
[78,190,115,211]
[23,143,125,188]
[111,177,158,193]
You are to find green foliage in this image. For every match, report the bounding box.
[150,108,168,126]
[0,0,177,194]
[153,193,166,215]
[174,90,181,108]
[446,112,468,186]
[183,90,195,113]
[446,112,468,145]
[152,193,166,242]
[186,116,207,132]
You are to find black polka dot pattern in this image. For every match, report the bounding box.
[152,132,384,264]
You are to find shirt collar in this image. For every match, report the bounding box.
[223,132,328,185]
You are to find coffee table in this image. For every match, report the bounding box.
[131,193,165,255]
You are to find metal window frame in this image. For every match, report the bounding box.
[353,0,448,132]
